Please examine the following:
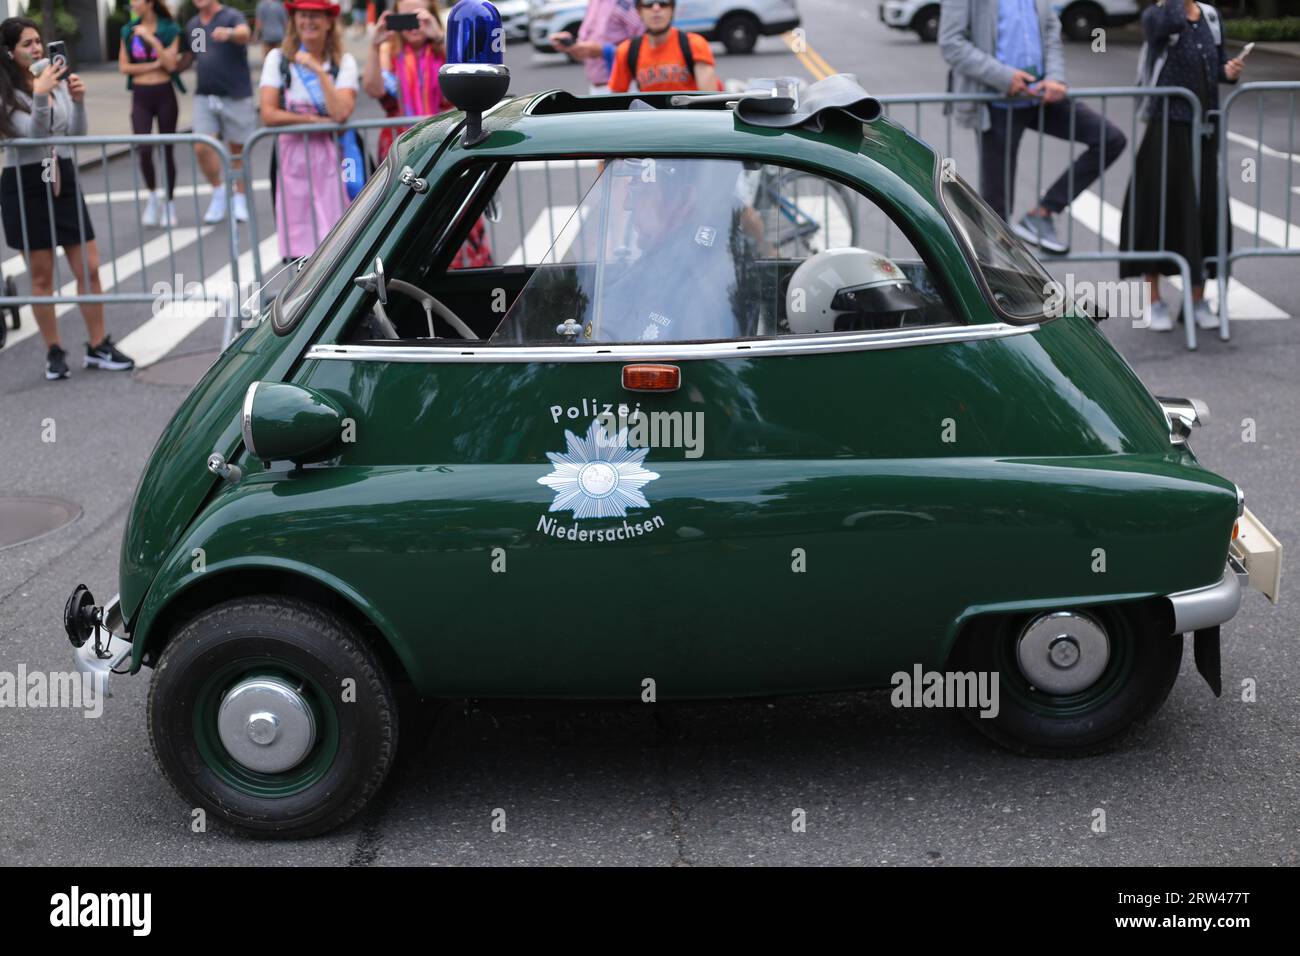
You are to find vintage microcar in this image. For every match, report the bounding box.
[63,62,1282,837]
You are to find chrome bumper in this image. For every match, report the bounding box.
[1167,563,1244,634]
[72,593,132,697]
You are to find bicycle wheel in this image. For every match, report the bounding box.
[759,171,859,257]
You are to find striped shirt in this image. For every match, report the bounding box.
[578,0,644,87]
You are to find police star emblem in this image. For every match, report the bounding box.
[538,419,660,520]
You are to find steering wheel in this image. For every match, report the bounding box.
[366,278,478,343]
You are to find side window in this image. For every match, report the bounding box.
[486,157,956,346]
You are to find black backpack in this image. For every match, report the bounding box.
[625,28,697,89]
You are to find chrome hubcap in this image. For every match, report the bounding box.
[1016,611,1110,695]
[217,677,316,774]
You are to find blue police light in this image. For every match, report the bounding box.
[440,0,511,146]
[446,0,505,66]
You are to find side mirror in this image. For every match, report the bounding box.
[242,381,347,465]
[353,256,387,305]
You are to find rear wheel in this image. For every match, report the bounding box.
[1060,2,1103,42]
[148,596,398,838]
[913,5,941,43]
[757,170,859,257]
[719,13,760,54]
[949,602,1182,755]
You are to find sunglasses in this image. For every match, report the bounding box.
[637,1,674,9]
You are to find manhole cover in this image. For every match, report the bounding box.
[0,496,81,550]
[134,349,219,387]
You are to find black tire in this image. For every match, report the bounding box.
[719,13,760,55]
[1060,2,1102,42]
[948,602,1183,756]
[148,596,398,839]
[913,5,941,43]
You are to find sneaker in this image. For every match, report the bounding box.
[1193,299,1218,330]
[232,192,249,223]
[159,201,179,228]
[45,343,69,380]
[203,189,228,224]
[1142,300,1173,332]
[1012,211,1069,254]
[141,191,161,227]
[84,335,135,371]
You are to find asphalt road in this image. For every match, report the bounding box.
[0,6,1297,866]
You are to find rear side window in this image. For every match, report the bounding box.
[941,176,1053,322]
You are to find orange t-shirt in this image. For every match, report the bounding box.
[608,29,715,94]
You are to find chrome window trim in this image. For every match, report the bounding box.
[305,322,1038,364]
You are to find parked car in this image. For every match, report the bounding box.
[495,0,532,41]
[881,0,1139,43]
[65,63,1281,837]
[530,0,801,55]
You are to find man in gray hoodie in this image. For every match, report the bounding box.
[939,0,1126,254]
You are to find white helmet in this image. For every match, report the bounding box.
[784,248,926,334]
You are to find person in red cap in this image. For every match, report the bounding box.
[258,0,359,261]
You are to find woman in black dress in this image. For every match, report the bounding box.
[1120,0,1244,333]
[1,17,135,379]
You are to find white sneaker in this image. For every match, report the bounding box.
[141,191,161,227]
[203,189,228,224]
[1143,300,1173,332]
[159,201,178,228]
[1193,299,1218,330]
[232,192,249,223]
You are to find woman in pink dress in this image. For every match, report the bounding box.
[258,0,358,261]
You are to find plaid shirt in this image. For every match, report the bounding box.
[578,0,644,86]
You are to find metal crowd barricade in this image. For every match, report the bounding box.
[0,132,241,341]
[241,117,420,292]
[873,87,1205,349]
[1215,81,1300,339]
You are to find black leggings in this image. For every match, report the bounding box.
[131,83,179,199]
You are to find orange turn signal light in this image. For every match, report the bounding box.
[622,364,680,392]
[1232,521,1240,540]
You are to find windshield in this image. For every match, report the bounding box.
[273,149,396,335]
[941,175,1054,322]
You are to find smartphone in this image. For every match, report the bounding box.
[46,40,68,72]
[387,13,420,31]
[1239,41,1255,59]
[555,34,575,48]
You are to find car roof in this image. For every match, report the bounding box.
[418,90,942,212]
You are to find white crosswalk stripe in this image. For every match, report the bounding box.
[1,226,212,351]
[118,236,281,367]
[1067,190,1289,319]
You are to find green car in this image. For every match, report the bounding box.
[64,73,1281,839]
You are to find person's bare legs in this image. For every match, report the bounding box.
[195,142,223,188]
[27,249,59,347]
[63,240,106,346]
[1145,274,1160,306]
[229,141,245,194]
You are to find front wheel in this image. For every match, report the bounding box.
[1060,2,1103,42]
[913,5,940,43]
[148,596,399,838]
[719,14,760,54]
[949,602,1182,755]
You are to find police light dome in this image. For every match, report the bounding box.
[440,0,511,147]
[446,0,505,66]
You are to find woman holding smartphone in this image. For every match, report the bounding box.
[119,0,183,228]
[1120,0,1244,333]
[362,0,449,163]
[0,16,134,380]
